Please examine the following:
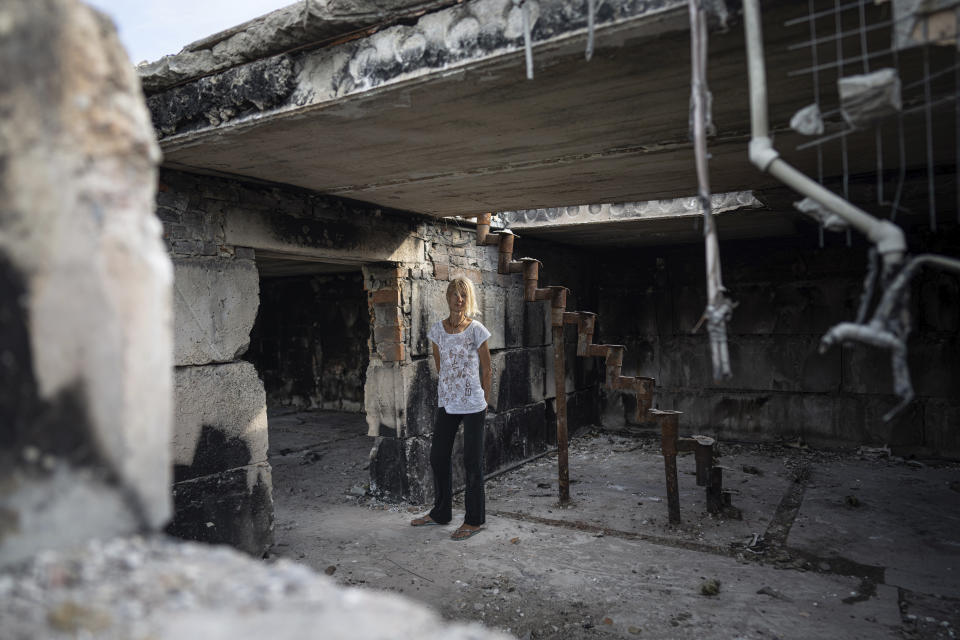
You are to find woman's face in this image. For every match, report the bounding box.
[447,286,466,314]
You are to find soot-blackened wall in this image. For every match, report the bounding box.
[248,273,370,411]
[596,229,960,458]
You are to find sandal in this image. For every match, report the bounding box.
[451,526,483,541]
[410,516,442,527]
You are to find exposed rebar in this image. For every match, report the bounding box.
[585,0,596,61]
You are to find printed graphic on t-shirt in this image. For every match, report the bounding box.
[428,321,491,413]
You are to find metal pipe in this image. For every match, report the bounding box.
[497,231,516,273]
[551,286,570,504]
[476,212,492,245]
[693,435,715,487]
[741,0,906,265]
[521,258,541,302]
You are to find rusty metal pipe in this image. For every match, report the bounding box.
[497,231,516,273]
[521,258,541,301]
[693,436,715,487]
[551,287,570,505]
[475,213,492,246]
[651,409,682,524]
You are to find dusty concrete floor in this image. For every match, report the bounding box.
[267,409,960,640]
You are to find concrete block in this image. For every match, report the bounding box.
[502,283,526,348]
[658,335,839,393]
[483,412,525,473]
[923,398,960,459]
[917,271,960,333]
[173,258,259,366]
[174,362,268,480]
[727,280,857,335]
[841,338,960,398]
[651,389,877,449]
[409,279,449,357]
[509,403,551,456]
[0,0,172,566]
[167,462,274,557]
[403,359,438,437]
[496,349,545,408]
[477,284,508,351]
[523,300,551,347]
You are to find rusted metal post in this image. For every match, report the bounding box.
[651,409,682,524]
[693,435,715,487]
[550,285,570,505]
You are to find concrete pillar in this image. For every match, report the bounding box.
[0,0,172,566]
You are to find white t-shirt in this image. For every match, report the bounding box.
[427,319,491,414]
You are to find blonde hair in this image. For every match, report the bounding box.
[447,276,480,318]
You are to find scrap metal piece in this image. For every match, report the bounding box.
[790,103,825,136]
[891,0,960,50]
[795,196,851,232]
[838,68,902,129]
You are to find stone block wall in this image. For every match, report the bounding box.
[596,231,960,458]
[247,272,369,411]
[157,170,273,556]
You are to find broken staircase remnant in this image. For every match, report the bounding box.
[473,213,654,504]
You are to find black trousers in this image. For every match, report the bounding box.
[428,407,486,527]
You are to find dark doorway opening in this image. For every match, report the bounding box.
[246,252,369,412]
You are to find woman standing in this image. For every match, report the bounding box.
[411,276,492,540]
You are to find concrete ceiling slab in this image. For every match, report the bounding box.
[152,0,957,230]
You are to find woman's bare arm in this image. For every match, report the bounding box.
[478,341,492,408]
[432,343,441,373]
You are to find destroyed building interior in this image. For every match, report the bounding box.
[2,0,960,638]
